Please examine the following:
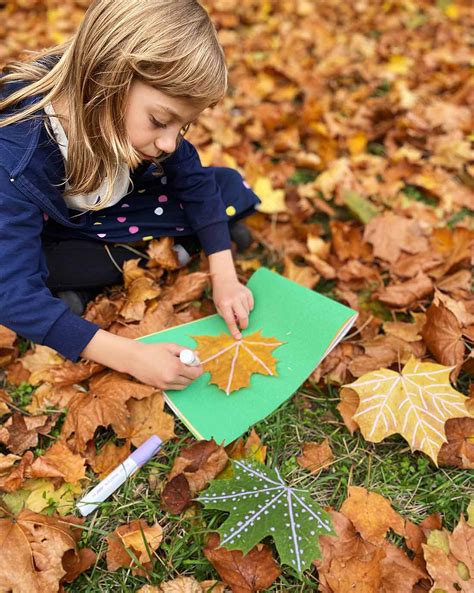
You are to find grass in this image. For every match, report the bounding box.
[65,378,472,592]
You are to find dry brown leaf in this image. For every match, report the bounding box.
[364,213,429,264]
[283,256,320,288]
[0,510,95,592]
[375,273,433,309]
[29,441,87,485]
[106,519,162,575]
[116,390,175,446]
[204,532,281,593]
[297,439,334,473]
[0,325,17,368]
[438,417,474,469]
[337,387,360,434]
[161,271,210,305]
[120,276,162,322]
[61,371,156,452]
[340,487,406,545]
[422,298,465,370]
[109,300,176,339]
[147,237,180,270]
[0,413,57,455]
[162,440,228,514]
[88,440,132,480]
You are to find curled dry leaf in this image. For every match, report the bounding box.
[0,510,95,593]
[162,439,228,514]
[147,237,180,270]
[422,297,465,371]
[297,438,334,473]
[375,273,433,309]
[0,413,58,455]
[422,512,474,593]
[106,519,163,575]
[61,371,156,453]
[204,532,281,593]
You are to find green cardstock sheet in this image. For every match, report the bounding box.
[138,267,357,444]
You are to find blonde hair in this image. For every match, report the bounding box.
[0,0,227,209]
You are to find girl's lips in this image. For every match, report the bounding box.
[137,150,156,160]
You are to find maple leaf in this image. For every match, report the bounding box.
[193,330,284,395]
[0,510,95,592]
[346,357,473,464]
[198,460,335,574]
[204,532,281,593]
[61,371,156,452]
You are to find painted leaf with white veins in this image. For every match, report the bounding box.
[193,330,284,394]
[346,357,472,464]
[197,460,335,574]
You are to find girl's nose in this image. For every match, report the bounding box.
[155,130,178,155]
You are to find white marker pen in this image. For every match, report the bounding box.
[76,434,162,517]
[179,349,201,366]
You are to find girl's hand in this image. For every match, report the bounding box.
[212,278,254,339]
[81,330,203,390]
[127,341,203,389]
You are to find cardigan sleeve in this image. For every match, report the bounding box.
[0,169,100,360]
[162,139,232,255]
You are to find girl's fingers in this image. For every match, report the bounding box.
[233,300,249,330]
[220,305,242,339]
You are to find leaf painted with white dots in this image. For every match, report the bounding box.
[197,460,335,574]
[193,330,284,395]
[347,357,472,464]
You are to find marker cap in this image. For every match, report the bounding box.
[130,435,162,467]
[180,349,198,365]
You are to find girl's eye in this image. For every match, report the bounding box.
[150,116,167,129]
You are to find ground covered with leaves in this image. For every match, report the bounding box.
[0,0,473,592]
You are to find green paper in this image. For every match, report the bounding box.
[138,267,357,444]
[198,460,335,574]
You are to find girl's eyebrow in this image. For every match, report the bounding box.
[154,104,181,120]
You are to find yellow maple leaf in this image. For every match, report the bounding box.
[193,330,284,395]
[346,357,472,464]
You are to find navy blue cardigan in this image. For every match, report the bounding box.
[0,81,232,360]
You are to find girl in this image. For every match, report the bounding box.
[0,0,260,391]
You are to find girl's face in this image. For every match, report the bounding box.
[124,80,205,160]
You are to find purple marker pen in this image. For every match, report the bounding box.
[77,435,162,517]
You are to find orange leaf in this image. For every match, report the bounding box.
[193,330,284,395]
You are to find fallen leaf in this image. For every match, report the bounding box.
[340,487,406,544]
[422,297,465,370]
[347,358,472,464]
[199,460,334,573]
[204,532,281,593]
[375,273,433,309]
[283,256,320,288]
[297,439,334,473]
[116,390,175,446]
[88,440,131,480]
[363,213,429,263]
[0,510,93,592]
[106,519,163,575]
[29,441,87,485]
[254,176,286,213]
[147,237,180,270]
[0,413,57,455]
[61,371,156,452]
[438,417,474,469]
